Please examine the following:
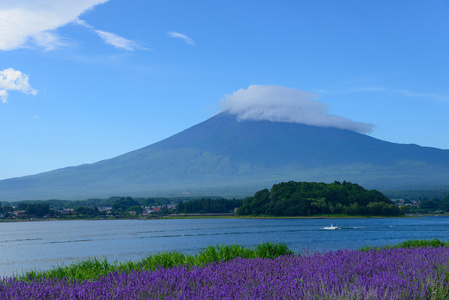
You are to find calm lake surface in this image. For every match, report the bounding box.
[1,216,449,277]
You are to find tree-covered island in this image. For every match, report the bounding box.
[237,181,401,217]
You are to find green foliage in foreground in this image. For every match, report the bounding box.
[19,239,449,283]
[359,238,449,251]
[21,242,293,282]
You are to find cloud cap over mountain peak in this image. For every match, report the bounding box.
[220,85,373,134]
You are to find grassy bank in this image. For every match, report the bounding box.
[4,239,449,299]
[359,238,449,251]
[20,242,293,282]
[19,239,448,282]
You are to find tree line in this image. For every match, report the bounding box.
[0,182,409,219]
[0,202,51,218]
[176,198,243,214]
[0,197,167,219]
[406,195,449,214]
[237,181,400,217]
[3,196,175,211]
[0,196,222,219]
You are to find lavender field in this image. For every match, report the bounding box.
[2,245,449,299]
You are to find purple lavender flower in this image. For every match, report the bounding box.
[1,247,448,299]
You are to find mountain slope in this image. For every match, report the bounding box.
[1,112,449,200]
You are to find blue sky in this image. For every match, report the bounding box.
[1,0,449,180]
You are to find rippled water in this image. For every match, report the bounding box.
[1,216,448,277]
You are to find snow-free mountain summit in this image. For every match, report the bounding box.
[1,111,449,200]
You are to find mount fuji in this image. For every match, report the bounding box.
[1,112,449,200]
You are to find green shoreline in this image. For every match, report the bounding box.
[0,213,415,223]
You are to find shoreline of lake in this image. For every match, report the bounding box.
[0,213,415,223]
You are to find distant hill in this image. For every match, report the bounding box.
[1,112,449,200]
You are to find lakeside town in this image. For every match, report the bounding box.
[1,195,448,221]
[0,202,177,220]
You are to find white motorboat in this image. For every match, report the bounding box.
[322,224,338,230]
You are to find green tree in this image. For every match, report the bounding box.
[311,198,328,214]
[75,207,98,217]
[18,203,28,210]
[25,203,50,217]
[112,197,140,213]
[439,196,449,212]
[419,198,440,210]
[126,205,143,215]
[399,205,410,214]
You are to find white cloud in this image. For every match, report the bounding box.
[0,90,8,103]
[0,0,109,51]
[168,32,194,45]
[74,18,146,51]
[220,85,373,134]
[93,30,140,51]
[0,68,37,103]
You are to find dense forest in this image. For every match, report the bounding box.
[237,181,400,216]
[406,195,449,214]
[176,198,243,214]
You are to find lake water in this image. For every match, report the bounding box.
[1,216,449,277]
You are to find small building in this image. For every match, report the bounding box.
[13,210,26,217]
[58,209,74,215]
[98,207,112,213]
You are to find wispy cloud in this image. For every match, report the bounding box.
[93,30,137,50]
[0,0,109,51]
[221,85,374,134]
[74,18,147,51]
[168,32,194,45]
[32,31,68,51]
[394,89,449,102]
[346,87,387,93]
[0,68,38,103]
[346,87,449,102]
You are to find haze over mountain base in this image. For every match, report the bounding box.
[1,112,449,200]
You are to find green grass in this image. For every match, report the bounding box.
[18,239,449,283]
[359,238,449,252]
[20,242,294,282]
